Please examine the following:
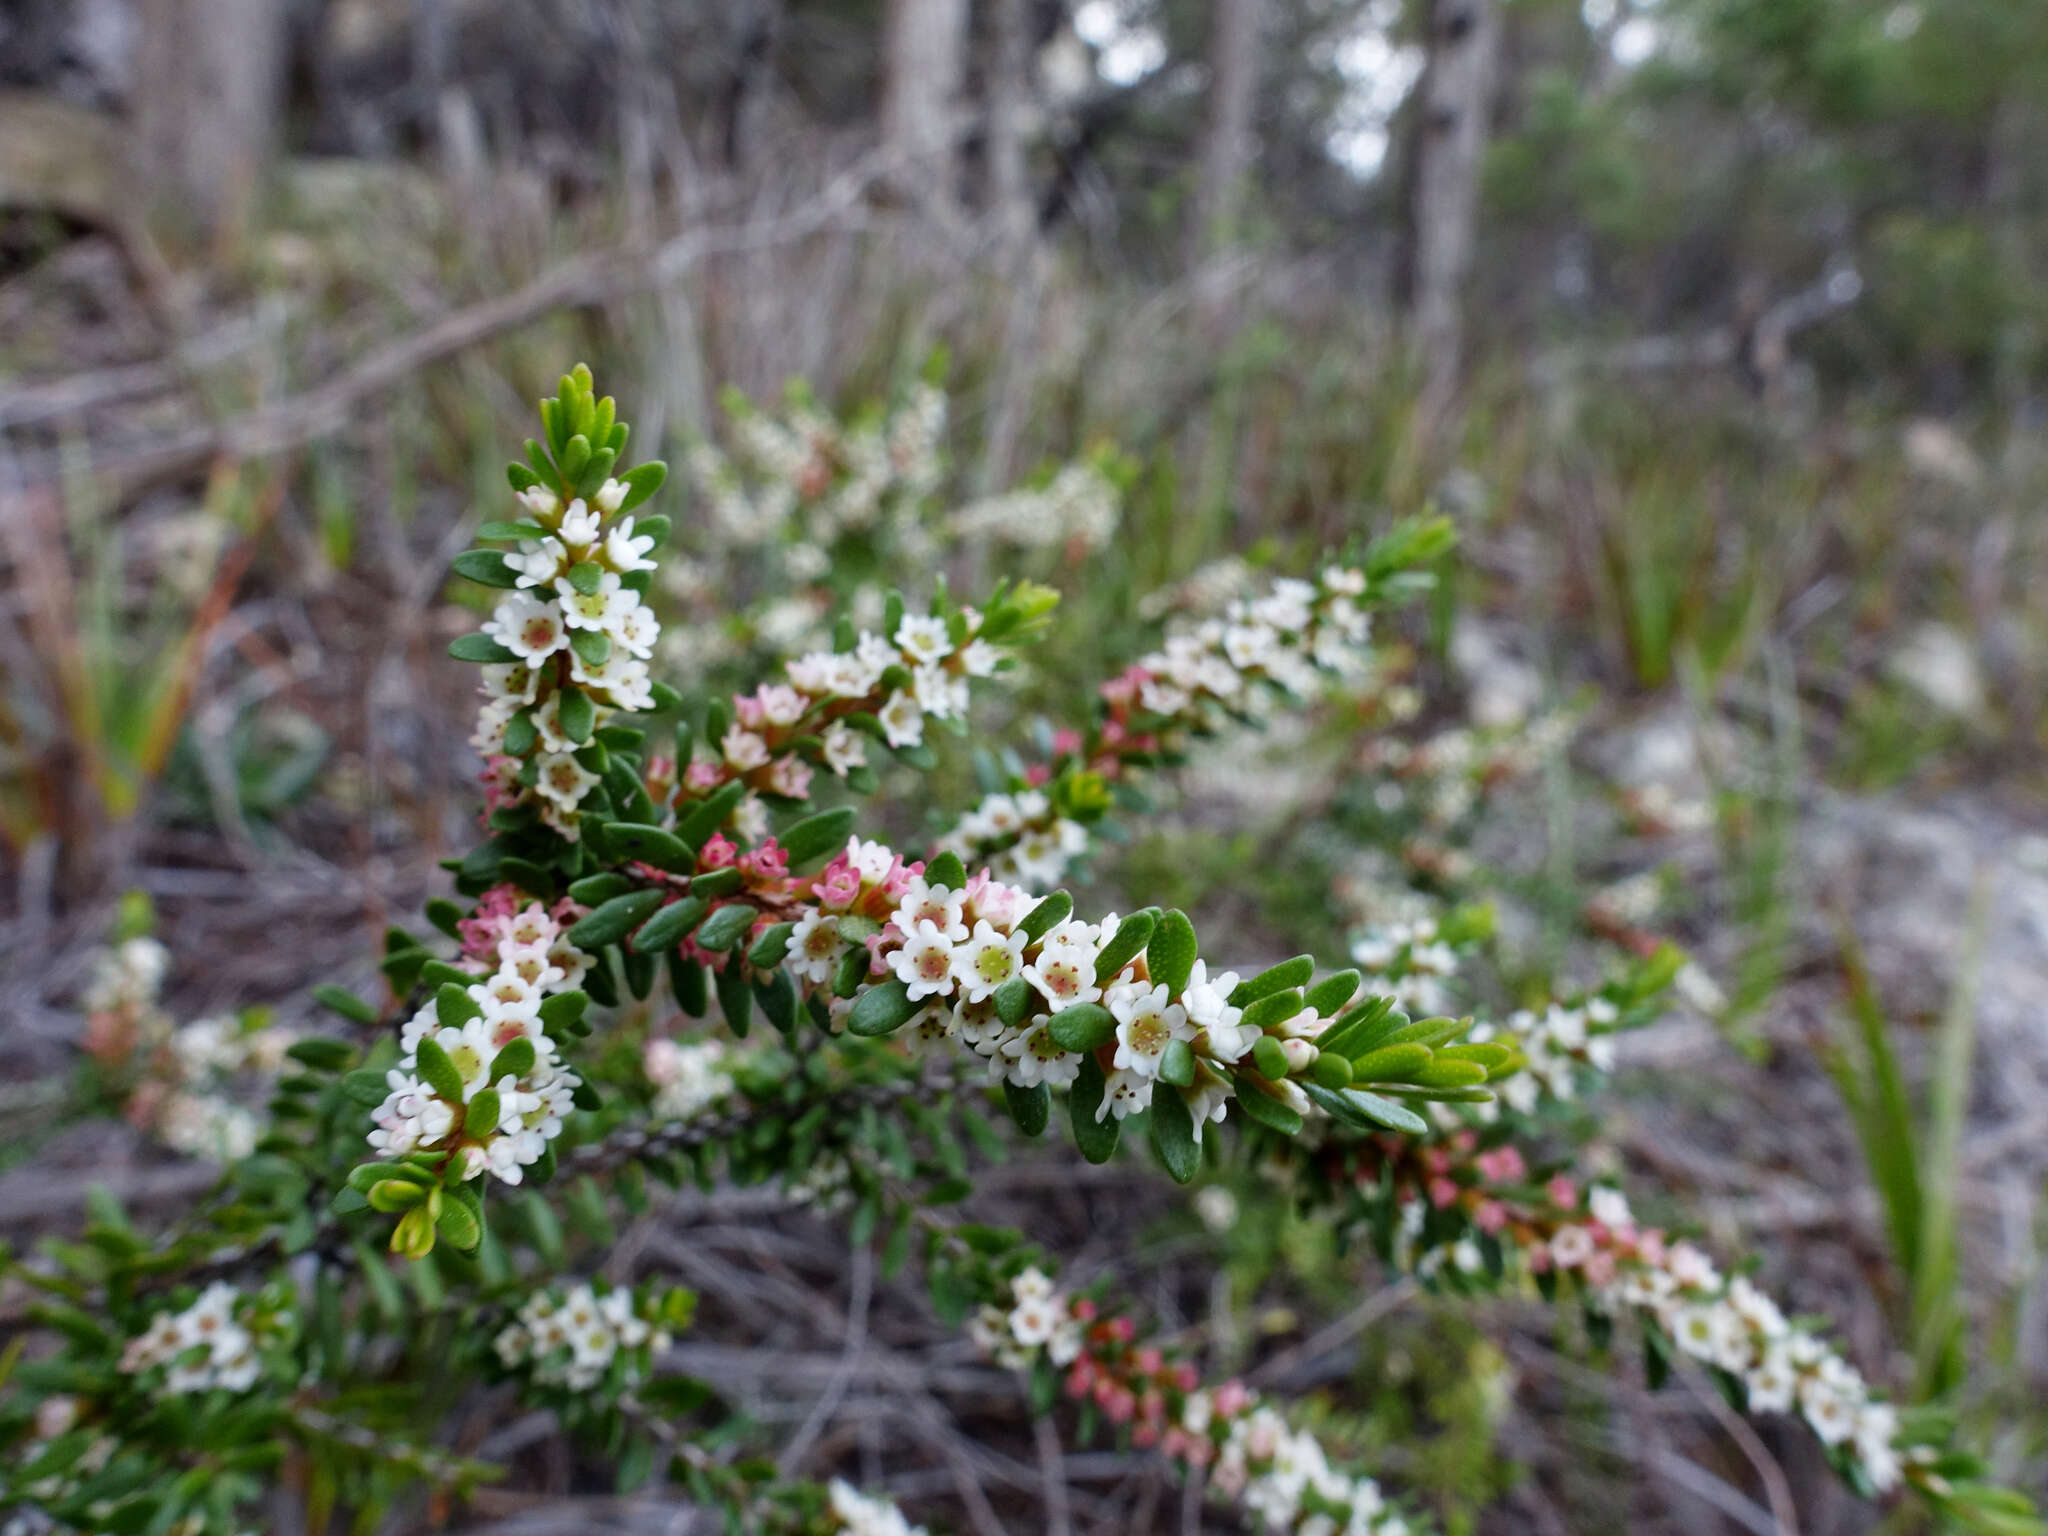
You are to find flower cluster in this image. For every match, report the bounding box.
[78,930,293,1162]
[784,840,1291,1131]
[938,563,1387,889]
[81,934,171,1018]
[118,1283,285,1397]
[365,887,587,1185]
[462,369,669,841]
[672,594,1022,820]
[1597,1213,1905,1490]
[148,1011,297,1161]
[644,1035,736,1121]
[687,381,946,550]
[968,1269,1411,1536]
[492,1281,681,1392]
[1327,1123,1915,1497]
[966,1266,1086,1370]
[948,456,1122,552]
[825,1480,931,1536]
[1348,918,1463,1021]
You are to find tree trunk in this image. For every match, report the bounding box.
[985,0,1035,249]
[133,0,284,251]
[1189,0,1262,261]
[880,0,966,212]
[1410,0,1499,425]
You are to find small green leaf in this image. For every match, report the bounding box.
[1312,1051,1353,1090]
[286,1037,356,1072]
[448,633,517,664]
[565,561,603,595]
[993,976,1034,1029]
[436,1197,482,1253]
[1145,910,1198,998]
[311,985,379,1025]
[1227,955,1315,1008]
[833,946,870,998]
[451,551,520,589]
[1250,1035,1290,1079]
[1232,1078,1303,1135]
[925,851,967,890]
[1070,1056,1121,1163]
[342,1069,390,1105]
[568,888,664,948]
[466,1088,501,1139]
[1019,892,1072,942]
[1047,1001,1115,1053]
[713,963,753,1037]
[1304,969,1363,1017]
[537,991,588,1031]
[671,954,708,1017]
[1003,1080,1051,1137]
[488,1037,535,1081]
[747,921,797,969]
[436,981,483,1029]
[1158,1038,1196,1088]
[606,822,692,870]
[571,628,611,666]
[616,461,668,512]
[689,866,744,897]
[1149,1088,1201,1184]
[1093,911,1156,984]
[569,873,634,905]
[414,1037,464,1103]
[695,902,758,952]
[1349,1043,1431,1082]
[779,806,857,870]
[1303,1083,1429,1136]
[848,979,920,1037]
[557,688,595,745]
[632,895,709,953]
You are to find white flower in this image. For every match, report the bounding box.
[534,751,600,810]
[952,920,1027,1003]
[1588,1187,1632,1230]
[878,690,924,749]
[558,499,601,546]
[999,1018,1079,1088]
[555,570,632,632]
[613,603,661,658]
[507,536,568,589]
[895,614,952,665]
[913,662,968,719]
[594,477,629,513]
[722,726,770,770]
[1746,1346,1798,1413]
[484,593,568,662]
[893,880,968,941]
[600,514,657,573]
[517,485,560,520]
[1107,979,1192,1078]
[890,921,958,1000]
[1182,960,1252,1060]
[1022,941,1102,1012]
[787,912,843,985]
[1098,1065,1155,1121]
[822,720,867,776]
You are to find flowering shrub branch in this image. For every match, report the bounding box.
[7,369,2037,1536]
[937,533,1452,890]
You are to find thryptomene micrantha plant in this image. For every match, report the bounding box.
[2,367,2037,1536]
